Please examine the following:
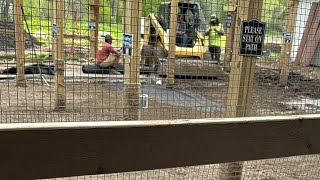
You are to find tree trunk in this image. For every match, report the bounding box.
[111,0,118,23]
[1,0,13,22]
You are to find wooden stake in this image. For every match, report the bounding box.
[223,0,238,72]
[51,0,57,63]
[14,0,26,86]
[166,0,178,86]
[94,0,99,53]
[220,0,263,179]
[89,0,99,60]
[226,0,263,118]
[298,4,320,66]
[123,0,142,120]
[294,2,318,66]
[279,0,299,85]
[53,0,66,110]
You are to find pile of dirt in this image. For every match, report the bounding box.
[254,68,281,85]
[264,43,282,53]
[254,67,320,99]
[287,72,320,99]
[173,66,320,115]
[0,21,42,51]
[170,60,227,78]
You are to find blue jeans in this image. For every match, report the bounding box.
[176,34,188,47]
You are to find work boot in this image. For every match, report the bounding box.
[110,69,121,75]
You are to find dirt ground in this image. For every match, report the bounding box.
[2,59,320,122]
[38,154,320,180]
[2,64,319,123]
[47,154,320,180]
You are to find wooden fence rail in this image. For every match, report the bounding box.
[0,114,320,179]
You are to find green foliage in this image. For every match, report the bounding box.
[22,0,50,21]
[25,20,51,33]
[99,0,124,23]
[18,0,287,52]
[265,29,282,37]
[142,0,167,17]
[65,54,82,61]
[0,54,16,60]
[25,17,123,47]
[25,53,51,61]
[262,0,287,33]
[198,0,228,22]
[0,0,13,22]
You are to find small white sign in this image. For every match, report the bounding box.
[122,33,133,56]
[89,21,96,30]
[140,94,149,108]
[52,23,57,38]
[285,34,291,43]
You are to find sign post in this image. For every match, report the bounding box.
[123,0,142,120]
[221,0,265,179]
[53,0,66,110]
[223,0,238,71]
[279,0,299,85]
[14,0,26,86]
[227,17,266,118]
[89,0,99,60]
[166,0,178,86]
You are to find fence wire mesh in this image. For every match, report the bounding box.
[0,0,320,179]
[42,155,320,180]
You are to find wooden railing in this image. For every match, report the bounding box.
[0,114,320,179]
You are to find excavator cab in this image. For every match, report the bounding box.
[141,1,207,73]
[158,1,206,47]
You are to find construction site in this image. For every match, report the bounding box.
[0,0,320,179]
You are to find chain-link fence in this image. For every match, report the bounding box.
[0,0,320,179]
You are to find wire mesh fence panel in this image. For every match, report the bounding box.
[0,0,320,179]
[39,154,320,180]
[0,0,318,122]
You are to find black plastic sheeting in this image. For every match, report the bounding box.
[82,64,124,74]
[82,63,155,74]
[0,63,155,75]
[0,64,54,75]
[82,64,218,80]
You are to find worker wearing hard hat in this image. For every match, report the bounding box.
[205,15,224,65]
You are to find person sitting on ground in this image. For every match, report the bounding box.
[96,34,122,75]
[176,14,189,47]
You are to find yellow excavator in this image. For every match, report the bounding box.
[141,1,208,73]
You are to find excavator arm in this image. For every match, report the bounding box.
[144,13,169,50]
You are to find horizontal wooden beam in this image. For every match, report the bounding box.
[0,114,320,179]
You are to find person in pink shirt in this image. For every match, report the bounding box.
[96,34,122,75]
